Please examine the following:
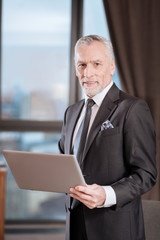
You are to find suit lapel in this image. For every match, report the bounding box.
[82,84,120,161]
[65,100,85,154]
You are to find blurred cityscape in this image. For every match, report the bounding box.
[2,46,69,121]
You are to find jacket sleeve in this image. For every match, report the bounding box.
[58,107,69,154]
[112,100,157,209]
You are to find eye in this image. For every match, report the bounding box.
[95,62,100,66]
[78,63,86,68]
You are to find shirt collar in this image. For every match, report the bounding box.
[85,81,113,107]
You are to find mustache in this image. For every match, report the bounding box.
[82,78,98,83]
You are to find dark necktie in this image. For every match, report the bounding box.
[73,98,95,166]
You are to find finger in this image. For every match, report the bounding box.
[70,189,98,206]
[70,186,90,198]
[70,189,92,201]
[75,185,95,195]
[70,193,80,200]
[70,193,96,209]
[70,193,89,204]
[70,187,87,197]
[70,187,76,193]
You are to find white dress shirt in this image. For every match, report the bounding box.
[73,81,116,208]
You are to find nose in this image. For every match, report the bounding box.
[84,64,94,78]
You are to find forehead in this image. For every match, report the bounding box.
[75,41,107,62]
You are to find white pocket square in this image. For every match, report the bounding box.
[101,120,114,131]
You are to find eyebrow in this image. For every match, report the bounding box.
[77,61,86,64]
[77,59,103,64]
[92,60,103,63]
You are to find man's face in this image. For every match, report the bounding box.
[75,41,115,98]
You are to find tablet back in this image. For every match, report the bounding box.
[2,150,86,193]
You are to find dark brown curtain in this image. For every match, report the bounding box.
[103,0,160,200]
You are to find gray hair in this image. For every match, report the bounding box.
[75,35,114,61]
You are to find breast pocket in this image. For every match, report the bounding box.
[99,126,120,137]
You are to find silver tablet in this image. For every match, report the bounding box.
[2,150,86,194]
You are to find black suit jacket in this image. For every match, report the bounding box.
[59,84,157,240]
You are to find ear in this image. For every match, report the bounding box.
[75,67,79,78]
[74,59,79,78]
[110,59,115,76]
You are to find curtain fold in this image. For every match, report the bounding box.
[103,0,160,200]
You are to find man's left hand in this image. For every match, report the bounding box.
[70,184,106,209]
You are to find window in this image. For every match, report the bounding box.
[2,0,71,121]
[1,0,71,222]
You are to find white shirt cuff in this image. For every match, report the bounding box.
[97,186,116,208]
